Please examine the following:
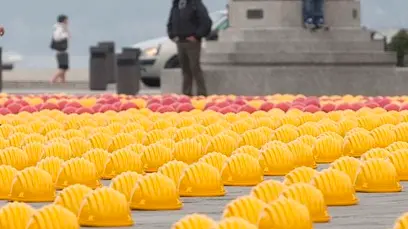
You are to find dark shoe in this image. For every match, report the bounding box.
[304,18,315,29]
[315,18,325,28]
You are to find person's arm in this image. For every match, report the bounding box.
[167,9,175,40]
[53,26,69,41]
[194,1,212,40]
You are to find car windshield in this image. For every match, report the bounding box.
[210,11,226,24]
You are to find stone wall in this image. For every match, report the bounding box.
[160,0,406,96]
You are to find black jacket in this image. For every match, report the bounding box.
[167,0,213,41]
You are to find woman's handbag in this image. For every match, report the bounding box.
[50,38,68,52]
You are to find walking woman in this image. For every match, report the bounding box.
[50,15,70,83]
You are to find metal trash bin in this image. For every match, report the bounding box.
[89,46,109,91]
[116,49,141,95]
[98,41,116,84]
[122,47,140,59]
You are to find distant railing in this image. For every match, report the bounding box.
[368,30,388,51]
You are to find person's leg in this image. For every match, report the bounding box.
[303,0,314,27]
[51,70,62,83]
[186,42,207,96]
[177,43,193,96]
[51,52,61,83]
[52,52,68,83]
[314,0,325,26]
[59,53,69,83]
[60,69,67,83]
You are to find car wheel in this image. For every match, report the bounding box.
[141,78,161,87]
[164,55,180,68]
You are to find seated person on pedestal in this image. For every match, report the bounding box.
[303,0,325,29]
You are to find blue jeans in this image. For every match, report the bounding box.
[303,0,324,22]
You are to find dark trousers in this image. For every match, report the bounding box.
[177,41,207,96]
[303,0,324,22]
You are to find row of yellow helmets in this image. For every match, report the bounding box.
[172,158,408,229]
[0,107,408,227]
[0,109,406,156]
[0,106,407,147]
[1,113,408,181]
[1,116,408,167]
[1,114,407,149]
[170,139,408,228]
[3,130,408,194]
[0,138,403,228]
[0,112,407,145]
[0,187,133,228]
[2,135,408,221]
[1,105,408,129]
[1,122,408,178]
[0,154,405,229]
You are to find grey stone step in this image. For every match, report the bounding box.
[2,87,160,95]
[2,81,115,90]
[161,66,406,96]
[219,28,374,42]
[2,81,159,95]
[204,40,385,53]
[201,52,396,66]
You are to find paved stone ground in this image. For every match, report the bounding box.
[2,69,161,92]
[2,87,161,96]
[0,164,407,228]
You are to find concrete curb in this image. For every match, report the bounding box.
[2,81,113,90]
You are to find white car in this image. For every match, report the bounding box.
[131,10,228,87]
[2,51,23,70]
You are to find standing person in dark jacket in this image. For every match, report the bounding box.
[167,0,212,96]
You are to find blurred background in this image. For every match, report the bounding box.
[0,0,407,68]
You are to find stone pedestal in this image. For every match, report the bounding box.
[161,0,401,96]
[228,0,361,28]
[162,66,408,96]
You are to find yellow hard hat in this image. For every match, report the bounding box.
[78,187,134,227]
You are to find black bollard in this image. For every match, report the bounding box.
[89,46,109,90]
[0,47,2,91]
[98,41,116,83]
[116,49,141,95]
[122,47,141,60]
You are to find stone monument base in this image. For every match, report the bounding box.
[161,0,405,96]
[161,66,408,96]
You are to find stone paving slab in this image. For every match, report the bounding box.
[0,164,407,228]
[2,69,88,89]
[2,88,161,96]
[3,69,89,82]
[2,69,151,90]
